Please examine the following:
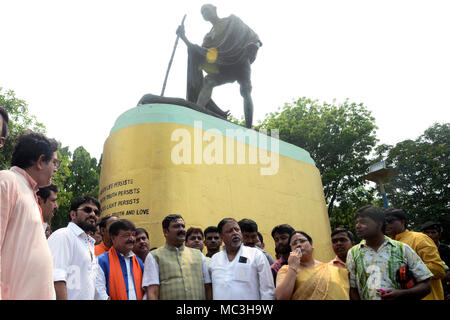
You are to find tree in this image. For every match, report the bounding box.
[0,88,45,169]
[259,97,378,218]
[50,146,74,230]
[375,123,450,241]
[0,87,101,231]
[51,146,101,230]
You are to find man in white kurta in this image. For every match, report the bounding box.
[208,218,275,300]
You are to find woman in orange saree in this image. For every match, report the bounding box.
[275,231,349,300]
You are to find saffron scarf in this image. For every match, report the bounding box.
[95,241,109,256]
[108,248,144,300]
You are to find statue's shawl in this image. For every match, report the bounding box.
[186,15,261,113]
[201,15,261,66]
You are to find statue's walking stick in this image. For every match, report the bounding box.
[161,15,187,97]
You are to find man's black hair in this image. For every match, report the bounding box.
[217,218,238,234]
[186,227,204,241]
[70,195,100,214]
[98,215,115,229]
[109,219,136,236]
[0,106,9,138]
[11,131,58,169]
[331,227,355,243]
[421,221,442,233]
[162,214,183,230]
[136,227,149,238]
[384,208,407,224]
[238,218,258,233]
[355,205,386,233]
[271,224,295,238]
[204,226,219,236]
[37,184,58,202]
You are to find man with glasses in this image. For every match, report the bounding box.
[0,131,59,299]
[385,208,446,300]
[96,219,145,300]
[48,195,101,300]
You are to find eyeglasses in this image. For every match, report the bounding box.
[52,158,62,169]
[78,206,100,216]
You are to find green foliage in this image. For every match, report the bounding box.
[50,146,74,230]
[1,87,101,231]
[376,123,450,242]
[51,146,101,230]
[227,114,246,126]
[0,88,45,169]
[259,97,379,218]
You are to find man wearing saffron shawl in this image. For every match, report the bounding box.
[275,231,350,300]
[177,4,262,128]
[96,219,145,300]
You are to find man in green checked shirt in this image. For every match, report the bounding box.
[148,214,212,300]
[347,205,432,300]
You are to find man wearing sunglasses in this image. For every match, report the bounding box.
[48,195,101,300]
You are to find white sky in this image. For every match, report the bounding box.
[1,0,449,160]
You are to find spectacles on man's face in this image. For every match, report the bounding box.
[52,158,62,169]
[78,206,100,216]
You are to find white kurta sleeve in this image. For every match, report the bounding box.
[202,254,212,284]
[47,231,72,282]
[255,250,275,300]
[142,253,159,288]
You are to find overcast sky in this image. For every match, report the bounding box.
[1,0,449,160]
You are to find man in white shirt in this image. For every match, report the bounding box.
[208,218,275,300]
[96,219,145,300]
[48,195,101,300]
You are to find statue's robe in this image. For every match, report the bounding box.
[186,15,262,118]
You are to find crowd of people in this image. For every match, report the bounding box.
[1,109,449,300]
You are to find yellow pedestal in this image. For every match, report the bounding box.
[99,104,334,262]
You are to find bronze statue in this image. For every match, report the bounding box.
[177,4,262,128]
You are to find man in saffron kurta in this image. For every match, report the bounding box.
[95,215,119,256]
[0,132,59,299]
[96,219,144,300]
[385,208,445,300]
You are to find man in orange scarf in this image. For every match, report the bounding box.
[96,219,144,300]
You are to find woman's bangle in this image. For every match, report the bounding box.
[288,266,298,273]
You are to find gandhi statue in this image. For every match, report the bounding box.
[177,4,262,128]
